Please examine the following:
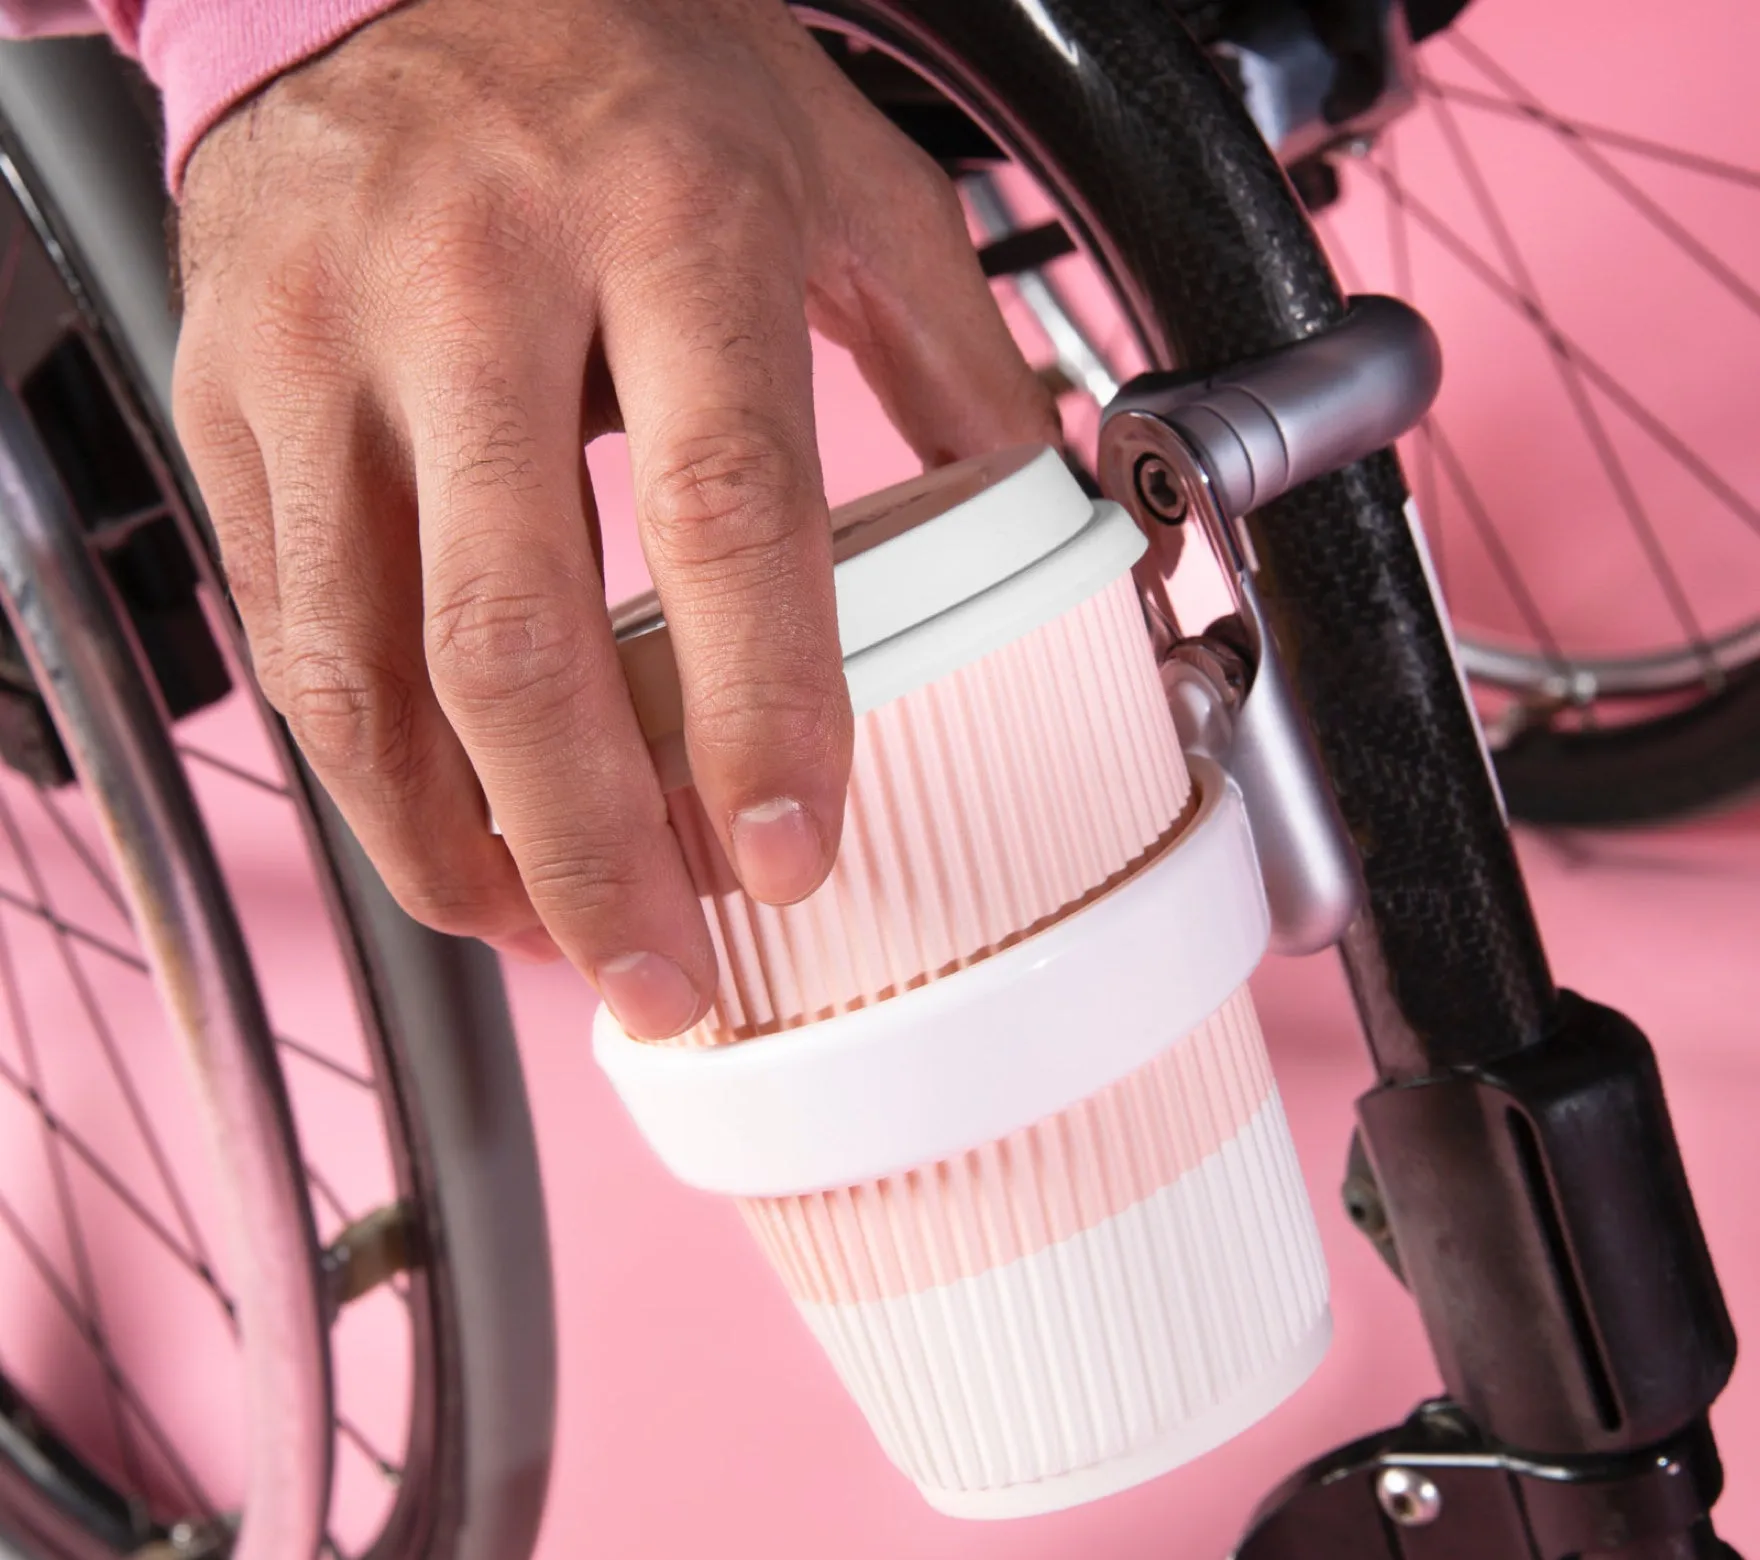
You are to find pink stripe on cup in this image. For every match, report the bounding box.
[663,575,1189,1045]
[739,986,1274,1306]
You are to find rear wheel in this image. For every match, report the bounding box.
[901,0,1760,825]
[0,38,555,1560]
[1312,0,1760,823]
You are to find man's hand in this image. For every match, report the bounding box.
[175,0,1057,1035]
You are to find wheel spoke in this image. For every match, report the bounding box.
[1420,79,1760,191]
[0,788,220,1294]
[0,1184,215,1516]
[1430,40,1760,321]
[175,743,291,800]
[1422,422,1568,669]
[34,787,129,920]
[0,1041,235,1320]
[1354,159,1760,548]
[1412,81,1717,673]
[0,890,148,1497]
[0,880,144,970]
[276,1034,374,1093]
[337,1412,401,1485]
[0,875,373,1092]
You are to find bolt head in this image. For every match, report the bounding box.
[1376,1466,1442,1527]
[1133,455,1189,524]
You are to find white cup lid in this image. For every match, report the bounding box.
[615,444,1146,790]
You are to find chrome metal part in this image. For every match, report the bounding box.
[133,1517,236,1559]
[1237,1399,1730,1559]
[1377,1466,1443,1526]
[1459,618,1760,701]
[1225,599,1366,954]
[1133,454,1190,524]
[0,382,331,1560]
[1101,296,1443,526]
[1161,635,1249,764]
[1099,295,1442,956]
[962,170,1120,403]
[322,1202,416,1318]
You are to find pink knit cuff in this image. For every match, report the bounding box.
[140,0,407,195]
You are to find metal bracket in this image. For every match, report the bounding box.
[1098,295,1442,954]
[320,1201,417,1320]
[1235,1399,1736,1560]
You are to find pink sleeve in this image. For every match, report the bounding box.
[139,0,408,194]
[0,0,405,195]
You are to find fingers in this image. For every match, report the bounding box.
[180,344,561,961]
[400,300,715,1036]
[813,136,1062,466]
[604,196,852,909]
[172,356,280,649]
[257,393,561,962]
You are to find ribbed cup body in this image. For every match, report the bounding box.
[645,572,1328,1512]
[665,574,1192,1043]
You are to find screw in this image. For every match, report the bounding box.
[1134,455,1189,524]
[1376,1467,1442,1527]
[1342,1176,1387,1237]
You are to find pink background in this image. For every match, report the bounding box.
[0,0,1752,1552]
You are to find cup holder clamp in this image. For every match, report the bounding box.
[1098,294,1443,955]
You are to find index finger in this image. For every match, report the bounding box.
[602,208,852,908]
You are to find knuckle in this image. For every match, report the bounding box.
[391,180,541,314]
[272,643,423,785]
[424,563,587,714]
[220,542,278,628]
[171,353,233,444]
[641,424,809,572]
[689,665,851,772]
[389,872,522,943]
[250,241,352,363]
[616,128,792,236]
[898,146,966,231]
[516,825,655,925]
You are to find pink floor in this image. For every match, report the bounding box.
[513,815,1760,1560]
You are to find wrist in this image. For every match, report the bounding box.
[145,0,410,194]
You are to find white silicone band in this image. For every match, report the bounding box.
[593,757,1269,1197]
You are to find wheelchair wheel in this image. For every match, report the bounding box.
[808,0,1558,1072]
[0,39,554,1560]
[1309,0,1760,825]
[851,0,1760,827]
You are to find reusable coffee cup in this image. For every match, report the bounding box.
[596,445,1329,1518]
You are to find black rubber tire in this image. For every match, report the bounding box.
[0,37,555,1560]
[1494,660,1760,827]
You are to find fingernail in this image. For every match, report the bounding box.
[597,951,703,1039]
[490,928,564,965]
[730,797,826,905]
